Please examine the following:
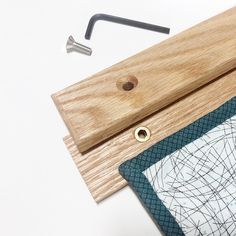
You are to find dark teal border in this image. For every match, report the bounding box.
[119,97,236,236]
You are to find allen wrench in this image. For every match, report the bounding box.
[85,13,170,40]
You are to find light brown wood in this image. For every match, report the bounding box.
[53,7,236,152]
[64,71,236,202]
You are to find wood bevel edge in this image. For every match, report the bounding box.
[51,94,79,145]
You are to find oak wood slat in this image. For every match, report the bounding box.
[53,7,236,152]
[64,71,236,202]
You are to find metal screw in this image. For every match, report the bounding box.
[66,35,92,56]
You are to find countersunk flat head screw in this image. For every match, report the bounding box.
[66,35,92,56]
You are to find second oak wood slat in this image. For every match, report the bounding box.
[53,7,236,152]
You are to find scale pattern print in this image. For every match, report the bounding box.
[144,115,236,236]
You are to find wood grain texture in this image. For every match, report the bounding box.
[64,71,236,202]
[53,7,236,152]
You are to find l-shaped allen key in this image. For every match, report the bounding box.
[85,13,170,40]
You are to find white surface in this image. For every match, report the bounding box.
[0,1,235,235]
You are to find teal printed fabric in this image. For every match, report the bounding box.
[119,97,236,236]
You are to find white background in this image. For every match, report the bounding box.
[0,1,235,236]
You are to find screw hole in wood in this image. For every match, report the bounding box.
[116,75,138,91]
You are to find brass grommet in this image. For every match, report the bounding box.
[134,127,151,142]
